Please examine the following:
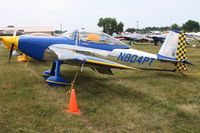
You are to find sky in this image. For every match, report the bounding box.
[0,0,199,31]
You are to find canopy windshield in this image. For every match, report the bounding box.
[63,31,127,45]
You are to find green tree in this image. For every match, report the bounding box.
[126,28,136,33]
[97,18,124,35]
[117,22,124,33]
[182,20,200,32]
[171,23,180,30]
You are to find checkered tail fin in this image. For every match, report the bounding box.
[158,30,190,72]
[175,32,188,71]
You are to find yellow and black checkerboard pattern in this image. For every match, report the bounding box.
[175,32,187,71]
[176,62,187,71]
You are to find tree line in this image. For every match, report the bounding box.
[98,18,200,35]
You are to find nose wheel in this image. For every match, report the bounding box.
[43,60,70,86]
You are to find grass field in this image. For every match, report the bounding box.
[0,43,200,133]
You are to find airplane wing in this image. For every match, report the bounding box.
[46,44,137,71]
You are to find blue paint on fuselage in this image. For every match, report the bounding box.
[18,36,129,61]
[18,36,75,60]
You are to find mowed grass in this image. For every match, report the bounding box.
[0,43,200,133]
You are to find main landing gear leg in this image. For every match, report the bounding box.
[45,60,70,86]
[42,61,56,79]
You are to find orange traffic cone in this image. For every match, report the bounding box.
[66,88,80,115]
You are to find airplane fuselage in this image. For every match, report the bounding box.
[17,35,176,71]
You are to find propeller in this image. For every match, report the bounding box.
[7,30,18,63]
[8,43,14,63]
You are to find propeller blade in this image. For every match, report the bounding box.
[8,43,14,63]
[13,30,17,37]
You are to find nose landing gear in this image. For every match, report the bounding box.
[43,60,70,86]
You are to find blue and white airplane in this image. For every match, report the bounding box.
[0,30,192,86]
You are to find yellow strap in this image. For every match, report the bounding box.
[66,69,79,96]
[71,69,79,88]
[25,57,31,68]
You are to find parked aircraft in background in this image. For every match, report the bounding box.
[0,29,24,36]
[146,34,167,45]
[194,35,200,42]
[114,32,167,45]
[186,32,200,47]
[0,30,192,86]
[121,33,153,44]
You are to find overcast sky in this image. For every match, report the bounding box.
[0,0,199,31]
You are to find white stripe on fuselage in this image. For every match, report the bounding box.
[50,44,111,56]
[50,44,156,58]
[112,49,157,59]
[111,49,157,66]
[50,44,158,66]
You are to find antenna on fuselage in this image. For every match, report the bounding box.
[73,30,79,46]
